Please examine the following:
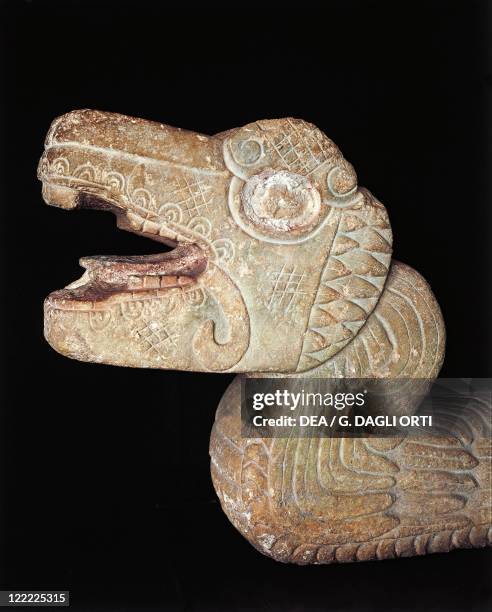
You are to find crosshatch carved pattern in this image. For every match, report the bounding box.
[170,174,214,217]
[263,265,311,320]
[38,110,480,566]
[134,320,179,361]
[258,118,335,176]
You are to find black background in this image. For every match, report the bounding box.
[0,0,491,610]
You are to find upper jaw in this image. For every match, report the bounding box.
[38,111,251,373]
[39,172,127,211]
[37,108,229,245]
[38,153,186,246]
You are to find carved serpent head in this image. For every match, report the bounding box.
[39,110,392,372]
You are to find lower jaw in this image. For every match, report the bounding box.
[43,288,198,371]
[43,241,212,370]
[45,275,196,312]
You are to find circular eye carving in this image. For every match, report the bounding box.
[241,170,321,233]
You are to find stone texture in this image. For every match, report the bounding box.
[39,110,392,373]
[38,110,490,566]
[210,263,490,563]
[210,371,492,565]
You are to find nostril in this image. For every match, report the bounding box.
[41,182,80,210]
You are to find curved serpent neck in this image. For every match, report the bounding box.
[210,372,491,565]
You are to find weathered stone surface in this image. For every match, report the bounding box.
[210,371,492,565]
[38,110,488,566]
[39,110,392,373]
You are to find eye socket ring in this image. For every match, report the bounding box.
[228,173,331,245]
[241,169,321,233]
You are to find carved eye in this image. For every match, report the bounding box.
[231,138,264,166]
[241,170,321,235]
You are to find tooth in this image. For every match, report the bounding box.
[66,270,91,289]
[143,276,160,289]
[159,226,177,240]
[160,276,178,287]
[127,276,143,289]
[142,220,160,234]
[126,212,144,230]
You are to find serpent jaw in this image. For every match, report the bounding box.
[38,129,250,372]
[39,110,395,374]
[38,111,478,569]
[40,170,251,373]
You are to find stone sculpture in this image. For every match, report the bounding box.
[39,110,491,564]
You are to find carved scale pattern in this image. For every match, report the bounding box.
[210,263,489,564]
[210,380,491,564]
[298,190,392,371]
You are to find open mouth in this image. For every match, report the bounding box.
[39,148,250,374]
[38,158,201,247]
[39,109,397,376]
[47,248,206,310]
[39,173,208,311]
